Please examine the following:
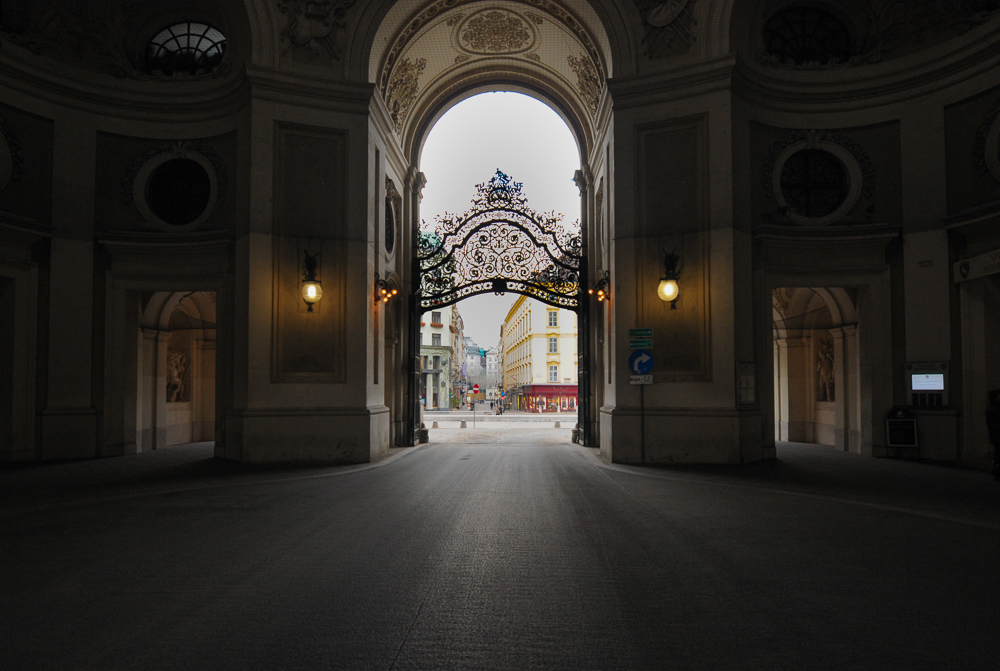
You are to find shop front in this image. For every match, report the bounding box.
[517,384,578,413]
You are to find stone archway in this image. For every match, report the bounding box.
[367,0,617,447]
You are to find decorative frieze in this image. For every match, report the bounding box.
[278,0,355,61]
[385,57,428,133]
[567,54,601,115]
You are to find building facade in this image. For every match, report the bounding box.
[0,1,999,467]
[501,297,578,412]
[419,305,464,409]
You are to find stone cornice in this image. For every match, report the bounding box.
[0,44,248,123]
[734,20,1000,113]
[246,66,375,113]
[607,54,735,109]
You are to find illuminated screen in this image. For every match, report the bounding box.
[911,374,944,391]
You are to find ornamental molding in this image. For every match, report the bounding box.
[458,9,535,54]
[384,57,427,133]
[378,0,606,98]
[762,129,875,226]
[120,140,227,233]
[567,53,601,115]
[278,0,355,61]
[759,0,1000,70]
[418,170,581,310]
[973,94,1000,183]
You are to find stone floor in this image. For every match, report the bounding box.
[1,436,997,670]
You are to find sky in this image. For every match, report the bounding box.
[419,91,581,349]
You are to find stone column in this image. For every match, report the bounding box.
[774,338,789,441]
[829,327,847,451]
[784,337,811,443]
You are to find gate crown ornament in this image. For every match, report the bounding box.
[417,170,582,311]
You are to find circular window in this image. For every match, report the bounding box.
[780,149,849,218]
[763,6,854,66]
[772,141,863,225]
[146,159,212,226]
[134,150,218,232]
[147,22,226,76]
[385,197,396,254]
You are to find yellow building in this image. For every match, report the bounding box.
[500,297,577,412]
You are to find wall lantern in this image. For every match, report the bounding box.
[301,250,322,312]
[374,272,397,305]
[657,248,680,308]
[589,270,611,302]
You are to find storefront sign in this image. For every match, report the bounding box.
[954,248,1000,283]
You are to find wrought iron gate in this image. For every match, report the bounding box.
[407,171,593,445]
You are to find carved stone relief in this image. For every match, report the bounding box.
[166,348,188,403]
[278,0,355,61]
[816,339,835,402]
[385,57,428,133]
[0,116,25,193]
[634,0,698,60]
[567,54,601,115]
[458,10,534,54]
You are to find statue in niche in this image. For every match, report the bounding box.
[816,339,835,402]
[166,348,187,403]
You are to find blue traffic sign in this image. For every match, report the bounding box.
[629,349,654,375]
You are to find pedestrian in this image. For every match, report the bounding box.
[986,389,1000,480]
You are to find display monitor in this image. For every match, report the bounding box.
[911,373,945,391]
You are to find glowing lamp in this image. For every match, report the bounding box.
[657,279,678,302]
[302,250,322,312]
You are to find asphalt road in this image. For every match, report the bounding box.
[1,439,997,670]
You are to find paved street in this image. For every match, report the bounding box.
[1,437,997,670]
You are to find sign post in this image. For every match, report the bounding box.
[627,348,654,464]
[472,384,479,427]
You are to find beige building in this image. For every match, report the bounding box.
[420,305,464,409]
[501,297,578,412]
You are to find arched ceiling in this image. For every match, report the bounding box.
[372,0,611,160]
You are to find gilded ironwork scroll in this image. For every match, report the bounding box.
[417,170,582,311]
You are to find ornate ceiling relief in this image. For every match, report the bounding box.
[377,0,608,136]
[278,0,355,61]
[458,9,534,53]
[567,54,601,114]
[385,58,428,133]
[634,0,698,60]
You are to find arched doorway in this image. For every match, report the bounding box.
[772,287,860,452]
[368,0,615,447]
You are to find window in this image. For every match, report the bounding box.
[432,333,441,346]
[549,337,558,353]
[147,23,226,76]
[548,311,558,327]
[549,365,558,382]
[780,149,849,218]
[433,356,440,370]
[431,311,442,324]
